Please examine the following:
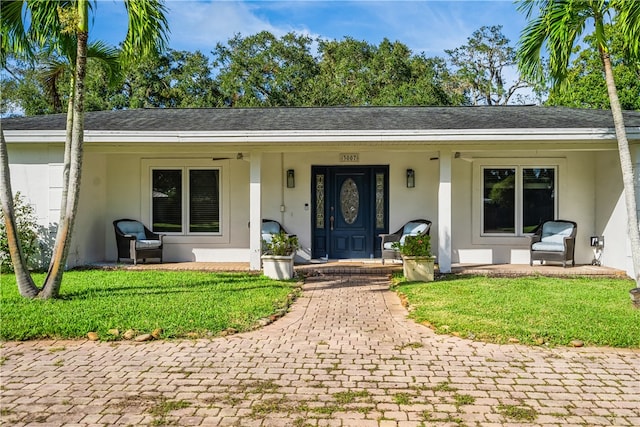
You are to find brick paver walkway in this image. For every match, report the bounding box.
[1,274,639,426]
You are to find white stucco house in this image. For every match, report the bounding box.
[3,106,640,275]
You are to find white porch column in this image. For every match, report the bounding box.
[438,150,452,273]
[249,152,262,271]
[632,142,640,278]
[635,143,640,234]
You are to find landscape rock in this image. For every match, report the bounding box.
[508,338,520,344]
[421,321,435,330]
[87,332,99,341]
[123,329,136,340]
[151,328,163,339]
[134,334,153,342]
[570,340,584,347]
[107,329,119,337]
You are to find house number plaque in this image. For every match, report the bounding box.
[340,153,359,162]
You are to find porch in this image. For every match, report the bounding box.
[112,260,628,278]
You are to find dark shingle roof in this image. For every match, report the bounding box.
[3,106,640,132]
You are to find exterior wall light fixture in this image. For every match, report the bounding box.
[287,169,295,188]
[406,169,415,188]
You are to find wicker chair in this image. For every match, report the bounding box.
[529,220,577,268]
[113,219,163,264]
[379,219,432,264]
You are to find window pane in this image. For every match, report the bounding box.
[189,169,220,233]
[316,174,325,228]
[340,178,359,224]
[483,168,515,234]
[153,170,182,232]
[375,173,385,229]
[523,168,555,233]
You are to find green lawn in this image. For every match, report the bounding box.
[0,270,299,341]
[3,269,638,348]
[394,274,640,348]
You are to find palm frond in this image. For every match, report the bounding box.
[517,14,549,84]
[27,1,65,46]
[516,0,599,87]
[86,41,122,86]
[516,0,542,19]
[613,0,640,60]
[121,0,170,63]
[1,0,31,64]
[41,58,68,112]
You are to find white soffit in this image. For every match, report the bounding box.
[3,127,639,144]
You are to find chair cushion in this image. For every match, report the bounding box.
[262,221,281,235]
[403,221,428,235]
[117,221,146,241]
[399,222,428,244]
[383,242,396,250]
[541,221,574,245]
[532,241,564,252]
[262,233,274,244]
[135,239,162,250]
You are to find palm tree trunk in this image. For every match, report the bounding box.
[0,126,39,298]
[45,75,75,274]
[60,77,76,225]
[40,3,89,299]
[600,47,640,285]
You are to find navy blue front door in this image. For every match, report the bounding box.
[311,166,388,259]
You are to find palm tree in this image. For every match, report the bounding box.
[517,0,640,285]
[0,123,39,297]
[1,0,169,298]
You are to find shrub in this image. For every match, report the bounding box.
[393,234,431,257]
[263,231,299,256]
[0,192,41,272]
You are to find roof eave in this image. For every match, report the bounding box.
[3,127,638,144]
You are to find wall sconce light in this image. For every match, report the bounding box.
[287,169,295,188]
[406,169,415,188]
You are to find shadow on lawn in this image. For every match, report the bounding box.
[60,272,293,300]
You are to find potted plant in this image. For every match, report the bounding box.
[393,234,436,282]
[261,231,299,280]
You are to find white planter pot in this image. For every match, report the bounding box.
[262,254,295,280]
[630,287,640,309]
[402,255,436,282]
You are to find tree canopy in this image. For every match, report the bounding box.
[545,24,640,110]
[446,25,531,105]
[4,24,638,115]
[1,30,501,114]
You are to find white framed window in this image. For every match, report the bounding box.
[151,167,221,234]
[482,166,556,236]
[473,159,562,244]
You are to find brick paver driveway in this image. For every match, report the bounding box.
[1,274,639,426]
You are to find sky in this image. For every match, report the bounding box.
[90,0,529,58]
